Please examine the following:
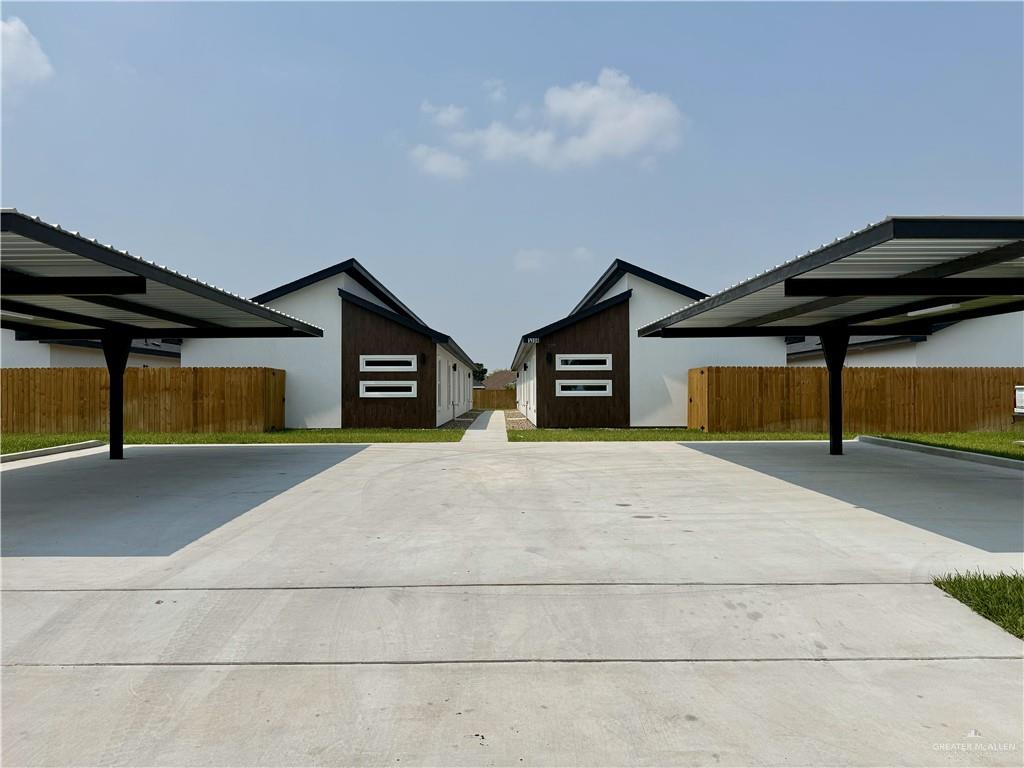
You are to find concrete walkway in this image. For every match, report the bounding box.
[460,408,508,444]
[3,440,1022,766]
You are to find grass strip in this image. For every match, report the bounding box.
[1,427,465,454]
[876,431,1024,461]
[933,571,1024,639]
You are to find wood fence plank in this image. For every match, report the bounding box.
[690,366,1024,433]
[1,367,286,433]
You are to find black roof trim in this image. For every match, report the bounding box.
[511,289,632,369]
[338,290,476,369]
[1,210,322,339]
[638,216,1024,336]
[572,259,706,315]
[255,258,424,324]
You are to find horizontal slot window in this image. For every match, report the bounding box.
[555,379,613,397]
[360,380,418,398]
[360,354,417,372]
[555,354,612,371]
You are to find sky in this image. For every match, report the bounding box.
[2,2,1022,370]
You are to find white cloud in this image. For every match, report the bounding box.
[570,246,594,263]
[2,17,54,92]
[514,246,595,273]
[421,100,466,128]
[483,78,506,103]
[453,69,683,170]
[409,144,468,180]
[513,248,545,272]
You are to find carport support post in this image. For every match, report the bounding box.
[820,331,850,456]
[102,334,132,460]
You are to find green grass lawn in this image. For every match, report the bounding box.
[877,431,1024,461]
[1,427,465,454]
[507,428,840,442]
[933,571,1024,639]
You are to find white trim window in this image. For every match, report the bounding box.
[360,380,418,398]
[555,354,612,371]
[359,354,417,373]
[556,379,613,397]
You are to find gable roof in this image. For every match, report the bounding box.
[511,289,632,370]
[339,289,476,369]
[253,258,425,325]
[482,369,516,390]
[571,259,707,315]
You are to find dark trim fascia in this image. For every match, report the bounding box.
[4,320,318,340]
[638,217,1024,336]
[1,211,323,338]
[571,260,706,315]
[338,289,476,369]
[511,289,633,369]
[1,269,146,296]
[255,258,424,324]
[784,277,1024,297]
[648,298,1024,337]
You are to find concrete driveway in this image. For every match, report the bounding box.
[2,439,1022,766]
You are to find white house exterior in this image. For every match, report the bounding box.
[513,260,786,427]
[1,331,180,368]
[788,312,1024,367]
[182,260,475,428]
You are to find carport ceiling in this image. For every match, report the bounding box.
[1,210,323,340]
[637,217,1024,338]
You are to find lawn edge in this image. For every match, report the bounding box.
[0,440,106,463]
[858,435,1023,470]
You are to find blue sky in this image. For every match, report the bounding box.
[3,2,1021,369]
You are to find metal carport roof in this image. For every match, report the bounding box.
[637,217,1023,339]
[1,210,323,459]
[1,210,323,340]
[636,216,1024,455]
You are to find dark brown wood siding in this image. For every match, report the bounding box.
[535,299,629,427]
[341,299,436,428]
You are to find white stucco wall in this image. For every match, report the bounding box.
[515,346,537,425]
[915,313,1024,366]
[49,345,180,368]
[621,276,787,427]
[1,330,52,367]
[789,343,917,368]
[181,273,388,428]
[787,312,1024,368]
[2,331,179,369]
[435,344,473,426]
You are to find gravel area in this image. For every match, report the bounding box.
[504,409,536,430]
[439,409,484,429]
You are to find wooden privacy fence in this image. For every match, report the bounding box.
[1,367,286,433]
[473,388,517,410]
[688,366,1024,433]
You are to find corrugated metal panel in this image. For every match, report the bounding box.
[638,218,1024,334]
[1,211,323,337]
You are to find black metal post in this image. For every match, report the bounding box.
[820,331,850,456]
[101,334,132,460]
